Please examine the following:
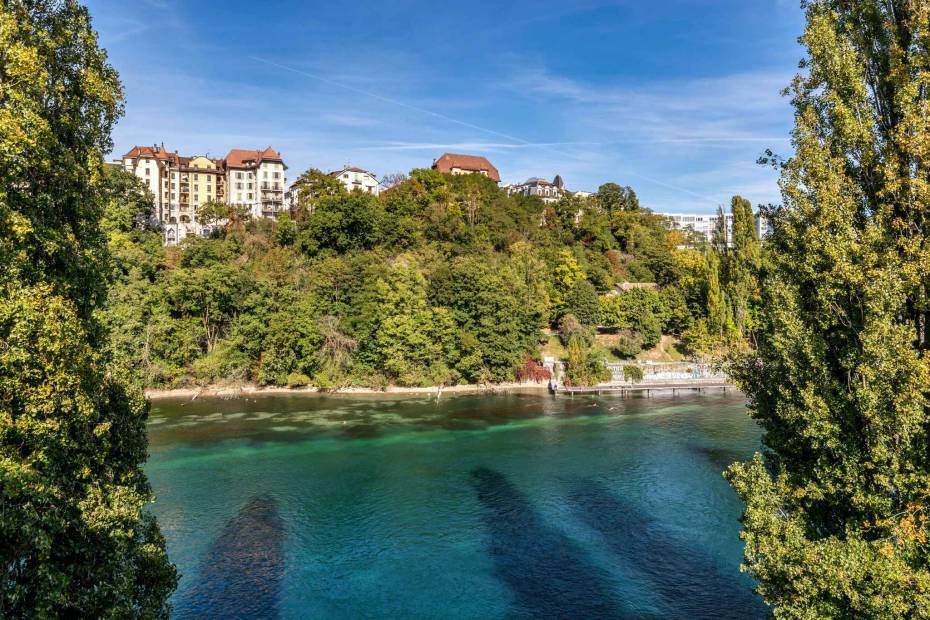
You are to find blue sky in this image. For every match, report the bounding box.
[87,0,804,213]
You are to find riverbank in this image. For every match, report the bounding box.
[145,381,551,401]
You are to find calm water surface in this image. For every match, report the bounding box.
[146,391,767,619]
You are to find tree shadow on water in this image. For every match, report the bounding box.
[470,467,636,619]
[175,495,285,620]
[567,479,767,620]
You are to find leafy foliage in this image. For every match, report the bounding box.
[1,1,176,615]
[599,289,665,349]
[726,1,930,615]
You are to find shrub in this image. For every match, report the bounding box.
[515,355,551,383]
[623,365,644,383]
[286,372,311,387]
[565,339,611,386]
[611,329,644,358]
[558,313,593,347]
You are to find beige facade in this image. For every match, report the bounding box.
[121,144,283,245]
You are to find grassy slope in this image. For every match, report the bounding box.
[540,333,687,363]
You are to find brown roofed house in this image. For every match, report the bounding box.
[431,153,500,183]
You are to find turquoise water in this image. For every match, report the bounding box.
[146,391,766,619]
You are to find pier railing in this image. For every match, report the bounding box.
[544,359,729,394]
[604,362,722,383]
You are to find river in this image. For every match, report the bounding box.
[146,391,767,619]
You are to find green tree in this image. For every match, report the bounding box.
[164,263,255,353]
[552,249,585,313]
[558,313,594,348]
[1,1,176,615]
[726,1,930,615]
[257,303,322,386]
[196,199,251,235]
[430,254,543,381]
[292,167,346,220]
[599,289,664,349]
[704,248,731,337]
[596,182,639,216]
[299,193,384,256]
[564,338,611,386]
[725,195,761,335]
[563,279,601,327]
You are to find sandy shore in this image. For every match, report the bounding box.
[144,381,551,401]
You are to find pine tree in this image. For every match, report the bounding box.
[727,1,930,615]
[1,1,176,616]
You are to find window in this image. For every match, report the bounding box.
[274,172,280,179]
[236,182,243,190]
[194,174,199,180]
[344,174,349,179]
[145,168,150,176]
[248,193,253,200]
[236,172,243,179]
[247,183,253,190]
[264,171,268,179]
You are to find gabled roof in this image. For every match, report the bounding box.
[518,175,564,188]
[431,153,500,183]
[328,166,376,178]
[123,145,174,160]
[225,146,283,169]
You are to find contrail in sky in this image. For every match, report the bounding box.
[250,56,725,205]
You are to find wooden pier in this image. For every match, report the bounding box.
[551,380,734,397]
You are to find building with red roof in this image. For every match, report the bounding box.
[431,153,500,183]
[120,143,286,245]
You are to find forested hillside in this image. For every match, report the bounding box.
[101,167,759,389]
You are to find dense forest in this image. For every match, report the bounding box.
[101,165,762,389]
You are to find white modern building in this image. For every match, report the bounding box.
[329,166,380,195]
[659,211,772,246]
[660,212,733,245]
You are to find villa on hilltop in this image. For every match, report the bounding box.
[120,144,286,245]
[431,153,500,183]
[329,166,380,195]
[507,175,565,204]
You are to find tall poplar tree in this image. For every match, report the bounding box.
[1,1,176,616]
[726,195,761,335]
[705,248,729,336]
[727,1,930,615]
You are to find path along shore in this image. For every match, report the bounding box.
[145,381,550,401]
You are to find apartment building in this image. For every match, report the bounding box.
[225,147,287,219]
[120,144,285,245]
